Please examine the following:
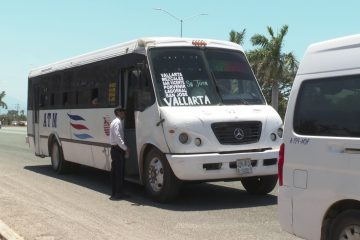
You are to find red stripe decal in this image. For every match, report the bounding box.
[70,123,89,130]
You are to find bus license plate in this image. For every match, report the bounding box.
[236,159,252,175]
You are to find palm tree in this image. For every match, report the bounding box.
[0,91,7,109]
[229,29,246,45]
[247,25,298,112]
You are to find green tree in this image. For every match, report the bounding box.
[229,29,246,45]
[247,25,298,115]
[0,91,7,110]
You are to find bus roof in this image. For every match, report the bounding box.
[28,37,244,78]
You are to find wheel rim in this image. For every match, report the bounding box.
[51,143,60,170]
[339,225,360,240]
[148,157,164,192]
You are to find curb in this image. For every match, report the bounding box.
[0,220,24,240]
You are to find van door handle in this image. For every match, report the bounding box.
[156,118,165,127]
[344,148,360,154]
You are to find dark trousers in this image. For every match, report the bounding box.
[110,145,125,196]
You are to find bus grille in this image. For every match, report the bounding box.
[211,121,262,145]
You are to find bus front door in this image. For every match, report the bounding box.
[122,69,139,182]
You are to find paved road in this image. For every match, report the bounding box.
[0,127,300,240]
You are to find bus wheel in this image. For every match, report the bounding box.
[241,175,278,195]
[51,141,69,174]
[144,149,180,203]
[329,210,360,240]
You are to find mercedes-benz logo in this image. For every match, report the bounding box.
[234,128,245,140]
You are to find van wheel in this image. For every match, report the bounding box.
[241,175,278,195]
[51,141,70,174]
[144,149,180,203]
[329,210,360,240]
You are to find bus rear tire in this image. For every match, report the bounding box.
[144,149,180,203]
[241,175,278,195]
[329,210,360,240]
[51,141,70,174]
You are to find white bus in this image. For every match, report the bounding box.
[27,37,283,202]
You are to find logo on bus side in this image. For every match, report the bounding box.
[43,113,57,128]
[67,113,93,139]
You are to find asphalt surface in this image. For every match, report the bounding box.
[0,126,300,240]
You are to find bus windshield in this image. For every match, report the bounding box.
[149,47,265,107]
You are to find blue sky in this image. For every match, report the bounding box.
[0,0,359,113]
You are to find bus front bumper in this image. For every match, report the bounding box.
[166,149,279,181]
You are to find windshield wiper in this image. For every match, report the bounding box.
[210,71,224,103]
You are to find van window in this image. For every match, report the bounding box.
[294,75,360,137]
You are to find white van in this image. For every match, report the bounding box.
[278,34,360,239]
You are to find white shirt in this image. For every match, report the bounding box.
[109,117,127,151]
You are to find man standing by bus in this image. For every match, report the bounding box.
[109,106,129,200]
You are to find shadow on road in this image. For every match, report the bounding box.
[24,164,277,211]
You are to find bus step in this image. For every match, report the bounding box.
[125,175,141,184]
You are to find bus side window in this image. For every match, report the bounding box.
[40,92,46,108]
[49,74,61,108]
[91,88,99,105]
[95,60,118,108]
[39,84,48,109]
[108,81,117,107]
[74,67,92,108]
[135,66,155,112]
[75,90,88,106]
[62,71,73,108]
[50,93,55,106]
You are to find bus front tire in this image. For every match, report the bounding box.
[241,175,278,195]
[329,210,360,240]
[144,149,180,203]
[51,141,70,174]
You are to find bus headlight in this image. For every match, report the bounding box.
[194,138,202,146]
[277,128,283,138]
[270,133,277,141]
[179,133,189,144]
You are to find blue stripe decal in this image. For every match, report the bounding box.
[73,133,93,139]
[67,113,85,121]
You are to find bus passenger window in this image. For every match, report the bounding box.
[40,94,46,108]
[108,82,116,106]
[39,87,48,108]
[62,92,68,106]
[75,91,79,105]
[91,88,99,105]
[50,93,55,106]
